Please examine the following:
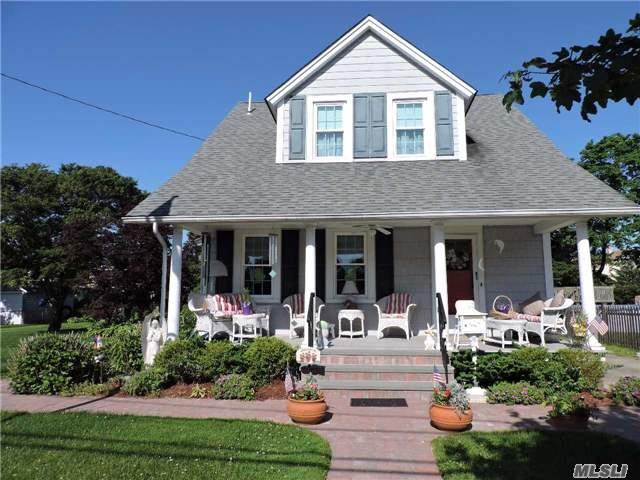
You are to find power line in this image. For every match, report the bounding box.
[1,73,205,141]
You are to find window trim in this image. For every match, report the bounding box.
[325,229,376,303]
[233,230,281,302]
[394,101,425,156]
[306,94,353,162]
[387,91,437,160]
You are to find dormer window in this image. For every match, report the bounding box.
[395,102,424,155]
[316,104,344,157]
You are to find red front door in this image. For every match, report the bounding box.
[445,239,474,314]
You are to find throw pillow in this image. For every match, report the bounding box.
[523,300,544,316]
[519,292,542,314]
[549,289,565,308]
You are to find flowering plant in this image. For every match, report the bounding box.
[432,380,470,415]
[572,312,588,338]
[289,375,323,401]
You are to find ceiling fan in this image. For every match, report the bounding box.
[351,224,393,235]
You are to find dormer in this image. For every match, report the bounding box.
[266,15,477,164]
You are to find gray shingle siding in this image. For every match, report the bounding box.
[125,95,639,219]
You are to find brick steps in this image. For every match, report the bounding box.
[322,364,436,382]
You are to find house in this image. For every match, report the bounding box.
[125,16,639,354]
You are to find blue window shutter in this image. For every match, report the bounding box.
[353,94,369,158]
[369,93,387,158]
[435,91,454,156]
[354,93,387,158]
[289,96,305,160]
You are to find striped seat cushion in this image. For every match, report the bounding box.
[211,294,242,316]
[291,293,305,315]
[385,293,411,315]
[514,312,541,322]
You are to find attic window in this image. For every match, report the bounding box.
[316,104,344,157]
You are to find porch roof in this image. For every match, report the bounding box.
[124,95,639,223]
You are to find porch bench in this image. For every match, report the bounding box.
[519,298,574,346]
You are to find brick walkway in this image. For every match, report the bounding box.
[1,382,639,479]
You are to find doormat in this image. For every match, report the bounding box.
[350,398,408,407]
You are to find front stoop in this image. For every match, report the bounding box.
[304,348,450,400]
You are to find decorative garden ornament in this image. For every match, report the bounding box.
[143,318,164,365]
[424,323,437,350]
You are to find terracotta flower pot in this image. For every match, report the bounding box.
[429,403,473,431]
[287,396,327,424]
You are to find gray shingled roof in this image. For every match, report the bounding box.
[125,94,639,220]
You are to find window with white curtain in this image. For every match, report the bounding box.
[243,236,272,296]
[316,104,344,157]
[395,101,425,155]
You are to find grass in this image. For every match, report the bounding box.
[433,430,640,480]
[0,322,92,377]
[604,343,639,358]
[0,411,331,480]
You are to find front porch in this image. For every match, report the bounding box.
[159,217,604,352]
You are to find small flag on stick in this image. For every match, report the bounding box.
[433,364,446,387]
[589,317,609,336]
[284,365,296,394]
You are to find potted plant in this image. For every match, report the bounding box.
[429,380,473,431]
[548,391,592,426]
[571,312,588,347]
[239,289,253,315]
[287,375,327,424]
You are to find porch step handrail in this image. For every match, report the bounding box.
[436,292,450,383]
[306,292,316,347]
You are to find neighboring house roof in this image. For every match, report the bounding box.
[124,94,640,222]
[265,15,477,118]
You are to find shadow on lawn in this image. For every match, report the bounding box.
[435,429,640,480]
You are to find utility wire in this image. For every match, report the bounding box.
[2,73,205,141]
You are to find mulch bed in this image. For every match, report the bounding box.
[580,391,614,408]
[255,379,287,400]
[114,379,287,400]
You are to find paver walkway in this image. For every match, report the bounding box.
[1,381,639,479]
[604,353,640,387]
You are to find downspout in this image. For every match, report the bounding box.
[153,222,168,330]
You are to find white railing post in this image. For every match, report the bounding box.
[304,226,316,343]
[576,222,604,352]
[167,226,183,341]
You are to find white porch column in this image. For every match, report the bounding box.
[542,232,555,299]
[576,222,604,352]
[167,226,183,341]
[432,224,449,348]
[303,226,316,343]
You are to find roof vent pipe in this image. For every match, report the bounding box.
[247,91,252,114]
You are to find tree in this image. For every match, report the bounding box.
[1,163,164,330]
[503,14,640,120]
[552,133,640,287]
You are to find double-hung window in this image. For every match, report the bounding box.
[316,104,344,157]
[335,234,366,296]
[395,101,424,155]
[243,236,273,296]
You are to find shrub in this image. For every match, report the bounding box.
[554,349,606,392]
[487,381,545,405]
[179,305,197,340]
[60,379,121,397]
[549,391,591,418]
[91,323,143,377]
[243,337,296,385]
[211,374,255,400]
[123,368,168,397]
[197,341,248,381]
[65,314,98,325]
[610,376,640,406]
[8,332,97,394]
[190,383,210,399]
[154,339,204,383]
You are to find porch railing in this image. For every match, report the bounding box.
[306,292,316,348]
[436,292,450,383]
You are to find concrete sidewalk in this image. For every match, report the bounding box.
[1,384,639,479]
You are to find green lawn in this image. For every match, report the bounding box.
[0,322,92,377]
[605,343,639,358]
[1,411,331,480]
[433,430,639,480]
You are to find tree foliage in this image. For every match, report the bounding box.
[1,163,165,329]
[503,14,640,120]
[552,134,640,297]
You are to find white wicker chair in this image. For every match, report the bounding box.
[524,298,574,345]
[188,293,213,339]
[283,294,325,339]
[374,294,416,339]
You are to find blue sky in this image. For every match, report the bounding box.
[3,1,639,192]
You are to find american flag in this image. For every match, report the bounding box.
[433,364,446,387]
[589,317,609,336]
[284,366,296,394]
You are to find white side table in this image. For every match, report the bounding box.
[338,309,365,338]
[485,318,529,349]
[232,313,267,344]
